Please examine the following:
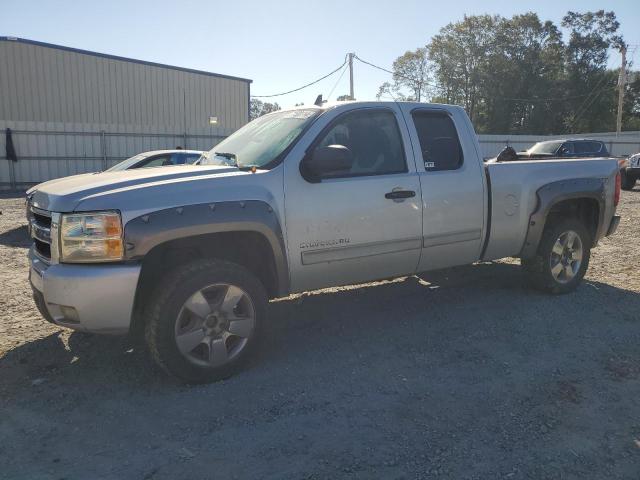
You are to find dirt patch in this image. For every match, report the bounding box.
[1,190,640,479]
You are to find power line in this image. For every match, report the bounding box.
[354,54,436,87]
[327,64,349,100]
[251,58,347,98]
[356,53,620,104]
[566,71,615,132]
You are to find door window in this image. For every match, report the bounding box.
[586,141,604,154]
[313,109,407,177]
[573,142,590,154]
[558,143,574,156]
[172,153,201,165]
[411,111,463,171]
[132,154,173,168]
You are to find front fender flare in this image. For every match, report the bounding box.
[123,200,289,296]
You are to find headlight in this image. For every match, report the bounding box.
[60,211,123,263]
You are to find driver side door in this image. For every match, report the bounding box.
[283,106,423,293]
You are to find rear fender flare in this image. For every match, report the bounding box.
[520,178,606,259]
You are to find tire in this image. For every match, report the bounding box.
[145,259,267,383]
[621,170,636,191]
[522,218,591,294]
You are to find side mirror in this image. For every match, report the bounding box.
[300,145,353,183]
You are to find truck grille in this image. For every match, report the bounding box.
[28,204,53,262]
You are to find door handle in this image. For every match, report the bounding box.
[385,190,416,200]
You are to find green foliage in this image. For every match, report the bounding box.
[249,99,281,120]
[382,10,636,134]
[376,48,430,101]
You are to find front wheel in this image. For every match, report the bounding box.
[145,259,267,383]
[522,218,591,294]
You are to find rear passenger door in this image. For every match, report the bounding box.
[399,106,486,271]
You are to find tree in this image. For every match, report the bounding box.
[428,15,496,124]
[622,73,640,131]
[480,13,565,134]
[376,48,431,101]
[249,99,281,120]
[336,95,353,101]
[420,10,627,134]
[561,10,625,132]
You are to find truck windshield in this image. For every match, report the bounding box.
[200,109,320,169]
[527,141,563,155]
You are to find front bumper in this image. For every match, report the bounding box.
[29,247,141,334]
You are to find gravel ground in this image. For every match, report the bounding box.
[0,190,639,480]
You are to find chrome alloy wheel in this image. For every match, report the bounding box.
[549,230,583,284]
[174,284,256,367]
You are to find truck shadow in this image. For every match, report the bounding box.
[1,261,638,393]
[0,224,30,248]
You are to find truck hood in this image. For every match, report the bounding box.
[29,165,242,212]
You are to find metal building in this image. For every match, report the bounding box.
[0,37,251,188]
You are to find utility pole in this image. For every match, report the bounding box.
[616,46,627,135]
[348,52,355,101]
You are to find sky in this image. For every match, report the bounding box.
[2,0,640,109]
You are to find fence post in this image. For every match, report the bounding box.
[609,141,614,156]
[100,130,107,170]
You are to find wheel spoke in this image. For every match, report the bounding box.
[564,264,574,279]
[566,231,577,249]
[208,338,228,366]
[228,318,253,338]
[184,290,212,319]
[220,285,244,314]
[176,328,206,354]
[552,240,564,256]
[551,262,563,278]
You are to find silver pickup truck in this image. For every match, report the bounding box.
[26,101,621,383]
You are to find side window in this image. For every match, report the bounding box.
[314,109,407,177]
[411,111,463,171]
[558,143,574,155]
[183,153,202,164]
[134,155,172,169]
[589,142,604,154]
[573,142,589,154]
[170,153,201,165]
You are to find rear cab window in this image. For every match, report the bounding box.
[411,111,463,171]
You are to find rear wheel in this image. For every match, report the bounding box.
[145,259,267,383]
[522,218,591,294]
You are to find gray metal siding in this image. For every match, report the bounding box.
[0,40,249,133]
[1,38,250,186]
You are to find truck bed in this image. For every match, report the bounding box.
[482,157,619,261]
